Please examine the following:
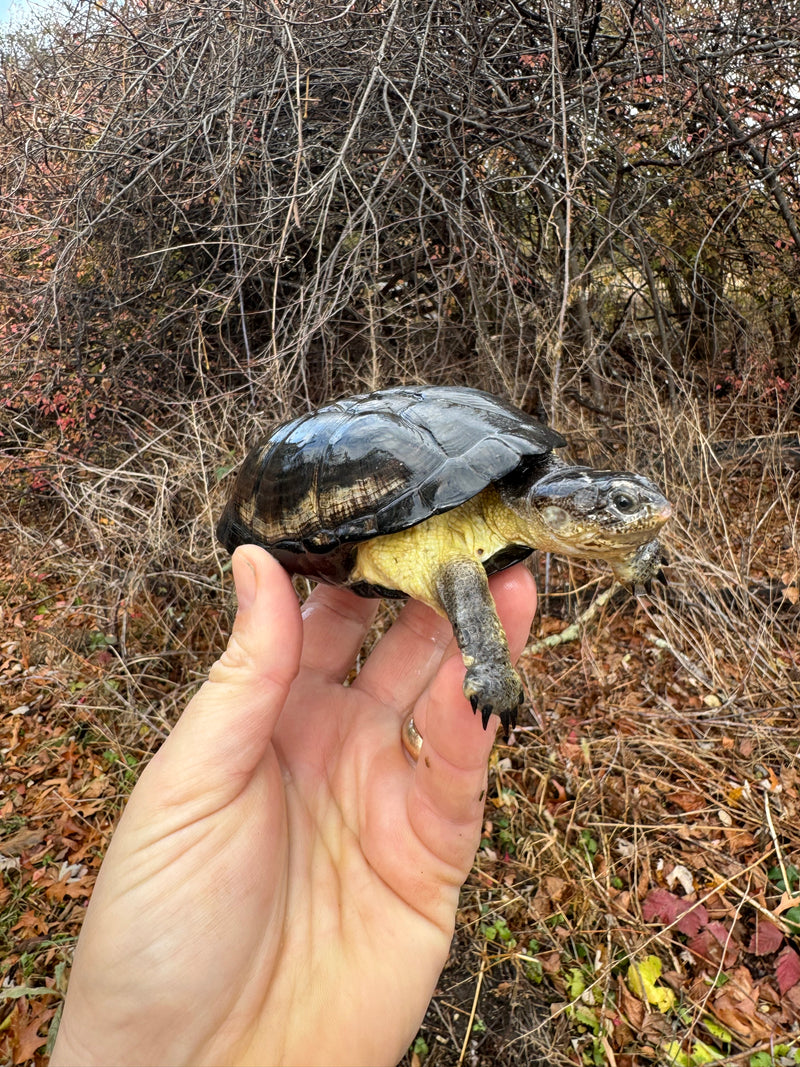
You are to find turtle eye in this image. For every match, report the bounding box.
[611,490,638,514]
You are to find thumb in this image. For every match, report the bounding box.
[148,545,303,793]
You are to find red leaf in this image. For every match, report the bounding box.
[642,888,708,935]
[687,922,739,968]
[776,946,800,994]
[675,905,709,937]
[642,889,677,923]
[748,918,784,956]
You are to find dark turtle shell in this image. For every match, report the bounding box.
[217,385,566,591]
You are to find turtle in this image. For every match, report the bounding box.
[217,384,671,735]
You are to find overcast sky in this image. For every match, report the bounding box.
[0,0,21,22]
[0,0,34,25]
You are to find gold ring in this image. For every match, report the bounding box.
[401,713,423,761]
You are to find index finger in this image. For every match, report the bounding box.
[299,582,379,682]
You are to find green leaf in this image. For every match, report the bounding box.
[580,829,598,855]
[215,463,238,482]
[567,967,586,1000]
[689,1041,724,1064]
[0,985,59,1000]
[411,1036,429,1057]
[663,1042,690,1066]
[704,1019,732,1044]
[665,1040,728,1067]
[627,956,676,1013]
[573,1006,599,1034]
[768,864,800,893]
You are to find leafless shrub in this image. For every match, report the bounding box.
[3,0,800,413]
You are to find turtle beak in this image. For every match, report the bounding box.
[655,501,672,524]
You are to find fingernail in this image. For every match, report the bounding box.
[232,550,257,612]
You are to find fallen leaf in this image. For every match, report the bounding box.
[537,951,562,975]
[774,891,800,916]
[11,999,55,1063]
[722,827,756,852]
[10,909,48,936]
[0,827,46,856]
[642,888,708,936]
[665,864,695,895]
[748,918,784,956]
[44,877,92,904]
[784,983,800,1015]
[543,875,568,902]
[669,790,706,813]
[712,966,772,1043]
[776,945,800,994]
[687,921,740,968]
[616,976,645,1029]
[626,955,676,1013]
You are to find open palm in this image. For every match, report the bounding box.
[52,545,536,1067]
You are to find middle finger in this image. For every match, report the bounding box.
[352,597,456,713]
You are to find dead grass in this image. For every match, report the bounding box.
[2,359,799,1065]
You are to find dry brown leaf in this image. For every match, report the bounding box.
[537,951,562,975]
[543,876,568,902]
[80,774,111,799]
[616,977,645,1029]
[43,876,93,904]
[669,790,706,813]
[722,827,757,853]
[0,828,46,857]
[10,910,48,937]
[529,875,570,919]
[712,966,773,1043]
[783,983,800,1017]
[11,999,54,1063]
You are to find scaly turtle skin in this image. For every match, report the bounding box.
[217,385,671,734]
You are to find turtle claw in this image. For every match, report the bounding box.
[498,705,518,740]
[463,664,524,738]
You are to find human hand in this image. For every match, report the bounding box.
[51,545,536,1066]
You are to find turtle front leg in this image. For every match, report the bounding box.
[434,557,525,737]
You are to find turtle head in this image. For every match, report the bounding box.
[524,468,671,582]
